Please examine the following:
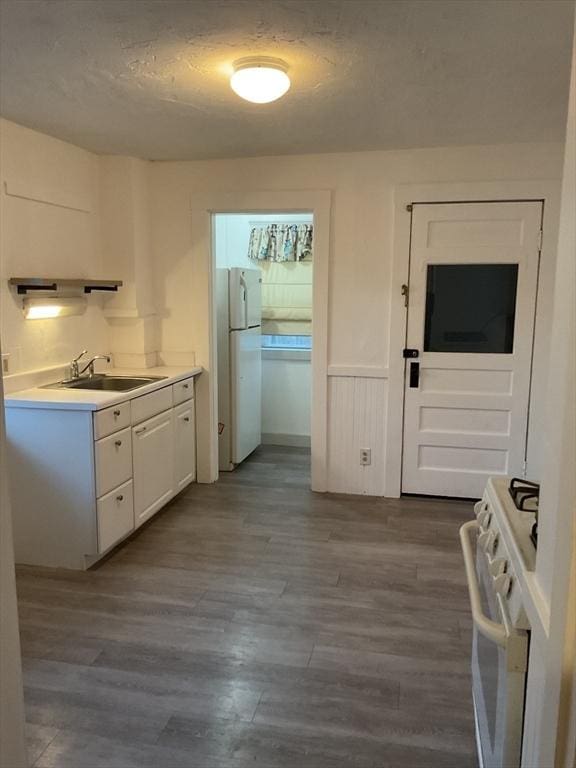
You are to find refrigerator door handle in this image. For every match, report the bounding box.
[239,274,248,329]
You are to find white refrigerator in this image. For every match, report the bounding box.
[217,267,262,471]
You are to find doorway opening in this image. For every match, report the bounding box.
[212,212,313,483]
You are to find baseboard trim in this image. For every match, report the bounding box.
[262,433,311,448]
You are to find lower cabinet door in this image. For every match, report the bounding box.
[97,480,134,553]
[132,409,174,528]
[174,400,196,492]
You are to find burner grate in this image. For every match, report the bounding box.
[508,477,539,548]
[508,477,540,511]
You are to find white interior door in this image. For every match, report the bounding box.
[231,327,262,464]
[402,201,542,498]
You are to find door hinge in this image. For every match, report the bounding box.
[522,459,527,478]
[537,229,543,253]
[401,283,409,307]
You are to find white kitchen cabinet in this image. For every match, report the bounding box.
[174,399,196,492]
[131,386,173,425]
[93,401,131,439]
[97,479,134,553]
[173,377,195,406]
[6,408,97,569]
[132,409,175,529]
[95,426,132,497]
[6,371,199,569]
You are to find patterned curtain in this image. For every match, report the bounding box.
[248,224,313,262]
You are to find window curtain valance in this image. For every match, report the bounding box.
[248,224,313,262]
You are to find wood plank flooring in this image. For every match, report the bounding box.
[16,445,477,767]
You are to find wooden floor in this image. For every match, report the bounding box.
[16,446,477,767]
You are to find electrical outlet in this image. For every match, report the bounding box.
[360,448,371,466]
[1,353,10,375]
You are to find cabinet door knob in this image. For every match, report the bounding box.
[115,440,122,447]
[116,494,124,502]
[183,384,189,389]
[113,409,121,417]
[183,417,190,422]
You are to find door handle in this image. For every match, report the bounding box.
[239,275,248,326]
[409,362,420,388]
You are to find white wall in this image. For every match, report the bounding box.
[0,121,564,494]
[100,156,159,368]
[151,142,563,494]
[0,119,109,374]
[521,27,576,768]
[262,353,311,444]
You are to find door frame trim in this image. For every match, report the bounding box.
[190,190,331,490]
[385,180,560,497]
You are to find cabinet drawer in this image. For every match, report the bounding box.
[95,427,132,497]
[173,377,195,406]
[97,480,134,553]
[131,386,173,425]
[93,401,131,440]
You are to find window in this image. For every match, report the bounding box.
[261,335,312,350]
[424,264,518,354]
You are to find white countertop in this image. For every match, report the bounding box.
[4,366,202,411]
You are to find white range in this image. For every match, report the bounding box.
[460,477,537,768]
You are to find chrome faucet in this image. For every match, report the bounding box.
[70,350,88,379]
[77,355,111,378]
[69,350,111,379]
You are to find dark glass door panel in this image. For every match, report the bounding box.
[424,264,518,353]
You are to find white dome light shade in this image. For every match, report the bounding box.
[230,57,290,104]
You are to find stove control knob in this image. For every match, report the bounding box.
[479,530,497,554]
[478,531,490,551]
[493,573,511,597]
[474,501,488,518]
[489,557,507,577]
[490,533,499,556]
[478,509,492,530]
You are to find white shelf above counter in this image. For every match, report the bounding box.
[4,366,202,411]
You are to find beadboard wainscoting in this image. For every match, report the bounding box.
[327,371,389,496]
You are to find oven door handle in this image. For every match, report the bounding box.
[459,520,508,648]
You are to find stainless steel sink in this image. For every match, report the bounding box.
[43,374,167,392]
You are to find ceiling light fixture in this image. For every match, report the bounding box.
[230,57,290,104]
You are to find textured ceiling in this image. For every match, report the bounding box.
[0,0,573,161]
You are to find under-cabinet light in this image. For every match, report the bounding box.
[23,297,86,320]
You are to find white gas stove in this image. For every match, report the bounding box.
[460,476,538,768]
